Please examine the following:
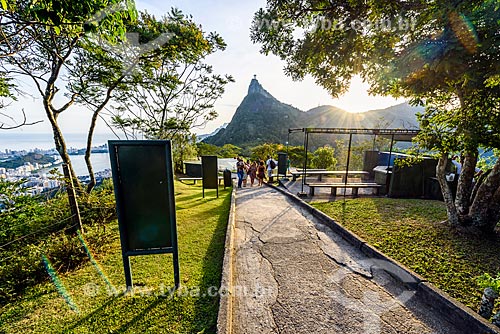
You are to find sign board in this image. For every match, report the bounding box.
[109,140,179,290]
[278,153,288,176]
[201,155,218,198]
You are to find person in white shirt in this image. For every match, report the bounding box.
[266,155,274,182]
[451,155,462,175]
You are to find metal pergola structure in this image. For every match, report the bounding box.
[288,128,420,197]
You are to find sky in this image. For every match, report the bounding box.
[4,0,404,136]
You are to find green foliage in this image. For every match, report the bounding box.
[0,181,232,333]
[197,142,219,156]
[78,179,117,225]
[287,145,306,167]
[311,146,337,169]
[99,10,233,175]
[312,198,500,310]
[331,139,375,171]
[477,273,500,294]
[1,0,137,95]
[108,10,233,141]
[171,133,198,173]
[250,143,284,161]
[217,144,242,158]
[0,180,116,303]
[477,149,500,171]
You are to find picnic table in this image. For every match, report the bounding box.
[291,170,370,182]
[307,182,382,197]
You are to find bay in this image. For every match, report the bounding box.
[67,153,111,176]
[0,133,117,151]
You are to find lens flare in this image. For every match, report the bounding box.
[77,230,115,292]
[42,254,79,313]
[449,11,479,54]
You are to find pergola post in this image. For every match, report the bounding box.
[298,129,309,197]
[386,134,395,195]
[344,133,353,198]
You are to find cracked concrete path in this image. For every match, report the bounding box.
[230,186,463,334]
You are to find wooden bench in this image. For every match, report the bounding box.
[178,176,225,185]
[307,182,382,197]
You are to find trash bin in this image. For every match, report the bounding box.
[223,169,232,188]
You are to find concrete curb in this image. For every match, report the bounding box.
[216,185,236,334]
[267,182,500,334]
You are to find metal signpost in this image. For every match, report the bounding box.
[109,140,180,291]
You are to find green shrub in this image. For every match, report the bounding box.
[311,146,337,169]
[78,180,117,226]
[0,223,114,304]
[477,273,500,294]
[0,180,117,304]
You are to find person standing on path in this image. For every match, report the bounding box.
[236,157,245,188]
[266,155,275,183]
[257,160,266,186]
[242,159,249,187]
[248,161,257,186]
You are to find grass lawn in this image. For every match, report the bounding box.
[0,181,231,334]
[311,198,500,311]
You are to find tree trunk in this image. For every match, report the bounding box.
[52,125,82,192]
[487,187,500,229]
[85,110,100,193]
[83,71,129,194]
[469,157,500,232]
[49,118,83,234]
[437,153,459,225]
[455,150,477,219]
[44,102,81,192]
[470,169,490,204]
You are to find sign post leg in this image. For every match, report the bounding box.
[122,253,133,292]
[172,248,180,289]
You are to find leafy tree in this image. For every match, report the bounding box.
[287,145,305,167]
[108,10,233,173]
[251,0,500,232]
[250,143,284,161]
[218,144,242,158]
[197,142,218,157]
[250,143,306,167]
[0,1,54,128]
[69,9,231,191]
[311,146,337,169]
[0,0,136,190]
[172,133,198,173]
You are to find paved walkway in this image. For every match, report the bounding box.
[229,185,462,334]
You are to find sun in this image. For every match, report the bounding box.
[329,76,404,113]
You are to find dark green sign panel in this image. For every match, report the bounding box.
[202,155,218,198]
[109,140,179,289]
[278,153,287,176]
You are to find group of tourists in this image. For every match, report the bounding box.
[236,156,276,188]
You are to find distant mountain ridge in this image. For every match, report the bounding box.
[204,77,422,148]
[197,123,228,142]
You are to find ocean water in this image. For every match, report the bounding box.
[0,132,117,151]
[1,133,117,176]
[66,153,111,176]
